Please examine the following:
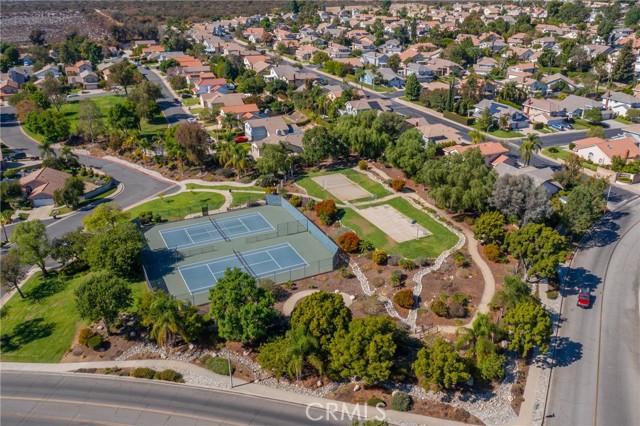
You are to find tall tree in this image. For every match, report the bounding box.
[518,133,542,166]
[0,249,26,299]
[74,271,132,335]
[301,126,347,164]
[468,129,487,144]
[25,110,71,144]
[386,54,401,72]
[384,128,431,177]
[54,176,85,209]
[208,268,277,343]
[405,73,421,101]
[413,337,471,390]
[78,99,104,143]
[506,223,566,281]
[85,222,144,277]
[128,80,162,120]
[503,301,552,358]
[490,174,552,225]
[562,178,607,236]
[256,142,291,176]
[51,228,91,266]
[41,73,66,111]
[107,101,140,134]
[107,60,137,94]
[10,220,50,277]
[29,29,47,45]
[174,122,209,165]
[611,42,635,83]
[82,202,131,232]
[473,211,506,244]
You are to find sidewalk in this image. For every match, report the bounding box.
[0,360,467,426]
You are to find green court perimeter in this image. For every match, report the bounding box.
[142,197,338,305]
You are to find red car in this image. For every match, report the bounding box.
[577,288,591,308]
[235,136,248,143]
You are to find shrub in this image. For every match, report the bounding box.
[452,292,471,305]
[390,391,413,412]
[78,327,93,346]
[448,300,467,318]
[387,254,402,266]
[154,369,184,382]
[568,142,576,150]
[415,257,430,267]
[431,300,449,317]
[87,335,102,350]
[391,179,406,192]
[398,258,416,271]
[314,199,338,225]
[548,146,559,153]
[340,266,354,279]
[484,243,501,262]
[390,270,403,287]
[363,295,385,315]
[453,251,470,267]
[337,231,360,253]
[131,367,156,379]
[358,159,369,170]
[546,290,558,300]
[394,289,415,309]
[359,239,375,253]
[204,355,234,376]
[372,249,387,265]
[367,396,386,407]
[532,121,543,130]
[289,195,302,207]
[371,276,385,288]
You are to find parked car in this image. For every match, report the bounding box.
[67,93,79,99]
[187,117,197,123]
[235,136,248,143]
[564,122,573,129]
[4,152,26,161]
[181,93,191,99]
[549,123,564,131]
[577,288,591,308]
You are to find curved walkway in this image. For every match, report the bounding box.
[281,289,353,316]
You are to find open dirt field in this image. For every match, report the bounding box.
[357,204,431,243]
[311,173,371,201]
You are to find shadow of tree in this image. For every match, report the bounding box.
[580,211,628,249]
[0,318,55,353]
[536,336,583,369]
[26,276,64,301]
[563,266,602,296]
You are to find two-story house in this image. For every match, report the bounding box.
[404,63,436,82]
[473,99,530,129]
[602,91,640,116]
[244,115,303,158]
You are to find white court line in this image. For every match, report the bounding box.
[266,251,282,269]
[280,243,310,267]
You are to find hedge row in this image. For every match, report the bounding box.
[443,110,475,126]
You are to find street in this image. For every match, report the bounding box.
[545,197,640,426]
[0,371,349,426]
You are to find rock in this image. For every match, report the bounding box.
[501,340,509,349]
[317,380,322,388]
[97,325,103,330]
[243,350,250,357]
[160,353,167,359]
[353,384,360,392]
[349,295,355,301]
[254,379,259,384]
[188,343,194,350]
[129,331,136,338]
[334,289,339,293]
[72,346,84,356]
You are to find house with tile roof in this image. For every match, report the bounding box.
[20,167,73,207]
[443,142,509,166]
[573,136,640,166]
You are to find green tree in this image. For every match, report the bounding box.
[456,314,505,381]
[0,249,26,299]
[384,128,431,177]
[329,316,398,384]
[77,99,104,143]
[41,73,66,111]
[108,101,140,134]
[413,337,471,390]
[159,58,181,73]
[85,222,144,277]
[518,133,542,166]
[611,42,635,83]
[552,153,583,189]
[301,126,348,164]
[586,125,605,138]
[583,108,603,124]
[256,142,291,176]
[468,129,487,144]
[128,80,162,120]
[82,202,131,232]
[258,326,323,381]
[25,109,71,143]
[138,291,201,347]
[490,174,552,225]
[387,54,401,72]
[312,51,330,65]
[290,291,352,356]
[473,211,506,244]
[625,5,640,26]
[476,107,494,131]
[174,122,210,165]
[10,220,50,277]
[74,271,132,335]
[29,29,47,45]
[506,223,566,281]
[54,176,85,209]
[503,301,552,358]
[107,60,137,94]
[562,178,607,236]
[51,228,91,266]
[208,268,277,343]
[88,43,103,68]
[405,73,421,101]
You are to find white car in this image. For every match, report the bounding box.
[67,93,79,99]
[187,117,197,123]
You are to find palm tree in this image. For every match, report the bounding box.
[149,297,187,347]
[284,326,321,382]
[215,142,234,167]
[518,133,542,166]
[0,210,12,242]
[468,129,487,144]
[222,114,239,132]
[498,114,509,130]
[138,138,152,164]
[39,141,56,160]
[59,146,79,166]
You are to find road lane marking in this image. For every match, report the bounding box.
[1,396,248,426]
[2,412,128,426]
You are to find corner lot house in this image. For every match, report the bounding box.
[20,167,72,207]
[573,136,640,166]
[443,142,509,166]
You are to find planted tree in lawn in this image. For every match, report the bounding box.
[82,202,131,232]
[0,249,26,299]
[405,73,421,101]
[51,228,91,266]
[208,268,277,344]
[74,271,132,335]
[10,220,50,277]
[107,60,137,95]
[78,99,104,144]
[85,222,144,277]
[302,126,348,164]
[413,337,470,390]
[489,174,552,226]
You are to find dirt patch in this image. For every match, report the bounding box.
[358,204,430,243]
[511,359,530,415]
[312,173,371,201]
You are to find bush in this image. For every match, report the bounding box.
[358,159,369,170]
[359,239,375,253]
[394,289,415,309]
[452,292,471,305]
[443,110,475,126]
[453,251,470,267]
[340,266,354,279]
[314,199,338,225]
[398,258,416,271]
[154,369,184,382]
[546,290,558,300]
[390,270,403,287]
[390,391,413,412]
[547,146,559,153]
[204,355,234,376]
[87,335,102,350]
[367,396,386,407]
[289,195,302,207]
[131,367,157,379]
[371,276,385,287]
[415,257,430,267]
[337,231,360,253]
[372,249,387,265]
[78,327,93,346]
[532,121,543,130]
[431,300,449,317]
[483,243,501,262]
[391,179,406,192]
[448,300,467,318]
[388,254,402,266]
[362,295,385,315]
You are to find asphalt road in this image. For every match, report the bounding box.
[545,197,640,426]
[138,66,193,125]
[0,371,350,426]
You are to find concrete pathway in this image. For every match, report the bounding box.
[1,361,468,426]
[281,289,353,316]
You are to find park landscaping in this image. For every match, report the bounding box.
[127,191,225,221]
[230,191,264,207]
[185,183,262,191]
[295,168,390,202]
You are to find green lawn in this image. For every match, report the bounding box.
[572,119,605,131]
[338,169,390,198]
[295,168,389,202]
[0,270,146,363]
[615,117,632,125]
[231,191,264,207]
[542,148,598,171]
[185,183,263,191]
[127,191,225,221]
[472,123,525,138]
[341,198,459,259]
[182,97,199,107]
[344,75,395,93]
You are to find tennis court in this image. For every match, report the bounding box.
[159,212,273,249]
[178,243,308,295]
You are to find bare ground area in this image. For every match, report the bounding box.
[0,10,109,44]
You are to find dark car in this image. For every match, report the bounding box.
[577,288,591,308]
[4,152,26,161]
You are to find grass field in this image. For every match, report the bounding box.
[295,176,340,202]
[542,148,598,171]
[341,198,458,259]
[127,191,225,221]
[0,270,146,363]
[182,97,199,107]
[185,183,263,191]
[230,191,264,207]
[295,168,389,202]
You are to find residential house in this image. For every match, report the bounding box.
[404,63,436,82]
[243,27,267,44]
[406,119,462,144]
[64,60,93,76]
[361,68,405,88]
[193,77,228,95]
[380,39,403,54]
[362,52,389,67]
[507,33,529,46]
[243,55,270,70]
[295,45,320,61]
[494,163,563,195]
[325,43,351,59]
[68,70,100,90]
[20,167,72,207]
[219,103,260,119]
[504,47,534,61]
[555,95,608,119]
[573,136,640,166]
[426,58,463,77]
[473,56,498,75]
[443,142,509,166]
[344,98,394,115]
[542,73,580,92]
[582,44,613,59]
[19,54,34,66]
[532,37,556,51]
[473,99,530,129]
[8,67,31,84]
[0,79,19,101]
[602,91,640,116]
[243,115,303,158]
[324,85,365,101]
[34,64,61,80]
[199,92,245,108]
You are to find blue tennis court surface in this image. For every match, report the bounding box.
[160,212,273,249]
[178,243,308,294]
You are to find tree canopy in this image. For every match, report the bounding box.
[75,271,132,335]
[414,337,471,390]
[85,222,144,277]
[562,178,607,236]
[503,301,552,358]
[10,220,50,277]
[506,223,566,281]
[490,174,552,226]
